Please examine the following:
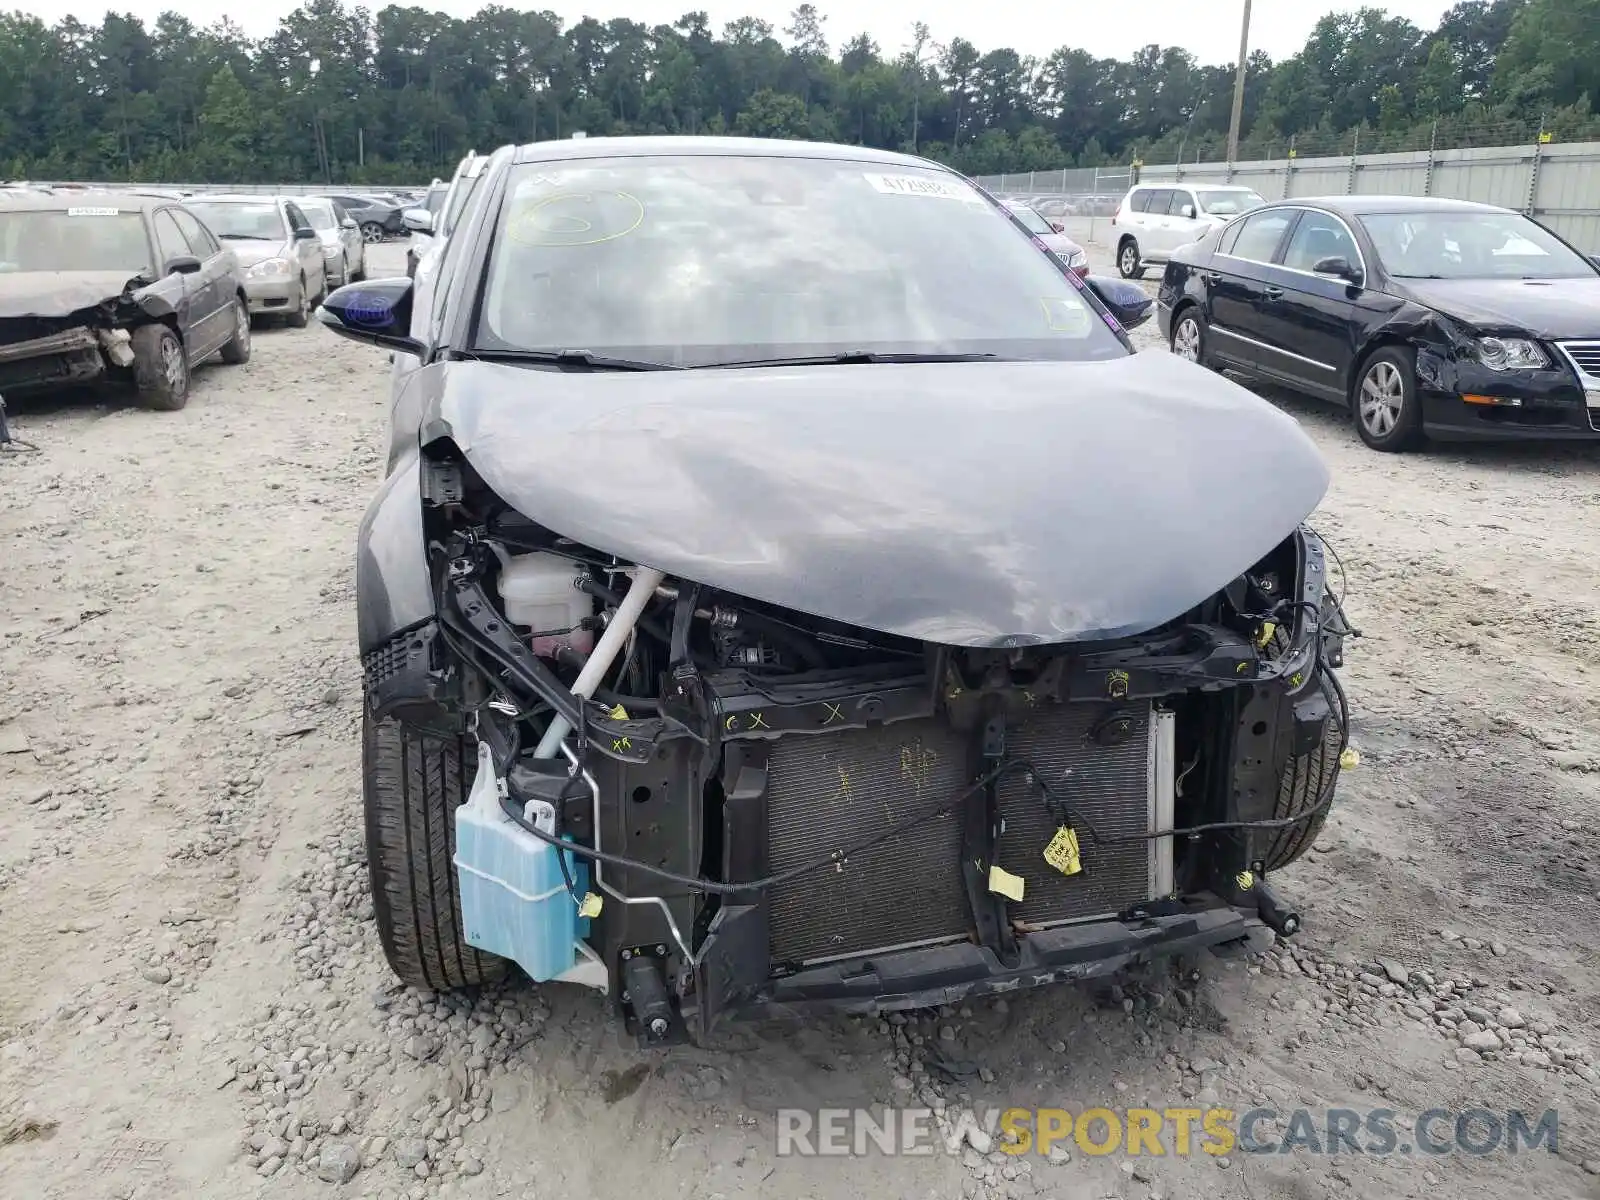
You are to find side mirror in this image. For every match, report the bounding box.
[1048,220,1065,233]
[293,226,318,241]
[1083,274,1154,331]
[317,277,424,355]
[166,255,202,276]
[1179,203,1196,219]
[1313,255,1363,285]
[341,217,358,230]
[402,208,435,234]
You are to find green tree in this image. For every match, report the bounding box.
[195,64,261,179]
[734,88,808,138]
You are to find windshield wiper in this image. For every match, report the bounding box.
[216,232,277,241]
[702,351,1010,369]
[462,348,682,372]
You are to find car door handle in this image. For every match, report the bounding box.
[1202,271,1221,284]
[1263,285,1284,300]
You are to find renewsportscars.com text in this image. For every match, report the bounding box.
[774,1106,1559,1158]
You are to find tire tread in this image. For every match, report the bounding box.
[364,711,506,990]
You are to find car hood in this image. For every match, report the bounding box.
[1395,276,1600,338]
[436,353,1329,647]
[226,240,291,267]
[0,270,149,319]
[1035,233,1083,258]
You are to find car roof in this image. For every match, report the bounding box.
[187,194,293,208]
[0,190,165,213]
[511,135,947,171]
[1262,194,1510,217]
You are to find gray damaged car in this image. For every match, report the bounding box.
[318,137,1356,1046]
[0,191,251,410]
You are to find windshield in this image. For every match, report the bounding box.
[1196,189,1264,216]
[0,208,151,273]
[188,201,285,241]
[1005,203,1054,236]
[475,156,1125,366]
[300,200,337,231]
[1358,210,1595,280]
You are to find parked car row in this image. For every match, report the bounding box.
[0,182,382,412]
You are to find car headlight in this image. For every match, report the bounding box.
[1063,248,1088,272]
[1475,336,1548,370]
[247,257,292,278]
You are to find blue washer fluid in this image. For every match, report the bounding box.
[454,741,591,982]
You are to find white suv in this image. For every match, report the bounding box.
[1112,183,1265,279]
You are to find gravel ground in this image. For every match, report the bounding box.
[2,241,1600,1200]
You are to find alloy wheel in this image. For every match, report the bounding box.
[161,337,186,392]
[1172,316,1201,362]
[1359,361,1404,437]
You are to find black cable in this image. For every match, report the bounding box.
[499,758,1028,896]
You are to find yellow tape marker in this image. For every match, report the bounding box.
[1043,826,1082,876]
[988,864,1026,902]
[578,892,604,919]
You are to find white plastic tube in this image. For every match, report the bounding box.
[532,567,666,758]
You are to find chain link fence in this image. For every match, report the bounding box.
[977,128,1600,252]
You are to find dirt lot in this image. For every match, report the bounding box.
[3,241,1600,1200]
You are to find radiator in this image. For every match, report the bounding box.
[765,702,1169,965]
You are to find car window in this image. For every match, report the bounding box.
[0,208,152,273]
[1196,189,1265,217]
[153,209,190,268]
[1227,209,1296,263]
[474,156,1128,367]
[1216,218,1246,256]
[1005,204,1054,236]
[1283,211,1361,273]
[299,199,338,232]
[185,201,286,241]
[1169,191,1199,217]
[1357,210,1595,280]
[170,207,219,258]
[441,173,482,238]
[1129,190,1153,214]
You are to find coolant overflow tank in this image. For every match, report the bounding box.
[499,553,595,658]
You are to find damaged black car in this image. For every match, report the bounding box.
[323,137,1355,1045]
[0,191,251,410]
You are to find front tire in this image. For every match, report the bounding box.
[285,280,310,329]
[361,222,386,245]
[364,709,508,991]
[1353,346,1423,452]
[219,298,252,365]
[1170,307,1209,368]
[1118,238,1145,280]
[131,324,189,411]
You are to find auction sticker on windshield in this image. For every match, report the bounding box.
[863,173,983,203]
[67,207,121,216]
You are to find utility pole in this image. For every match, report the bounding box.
[1226,0,1252,162]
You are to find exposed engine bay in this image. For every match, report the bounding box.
[0,278,164,395]
[364,448,1355,1045]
